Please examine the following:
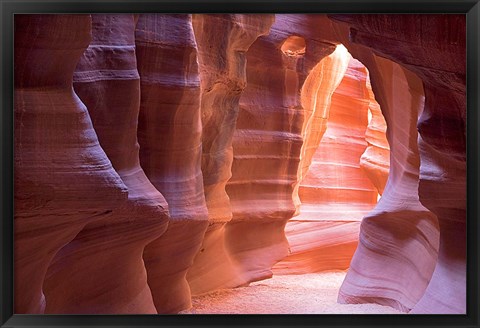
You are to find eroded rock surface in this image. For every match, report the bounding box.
[135,14,209,313]
[274,55,387,275]
[43,14,170,314]
[14,14,128,314]
[225,15,339,283]
[330,14,465,313]
[186,14,274,295]
[14,14,466,315]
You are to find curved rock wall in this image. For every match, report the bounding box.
[43,14,170,314]
[14,14,128,314]
[339,53,439,313]
[225,14,338,283]
[14,14,466,315]
[295,45,350,203]
[330,14,465,313]
[274,54,386,275]
[360,74,390,195]
[135,14,209,313]
[186,14,274,294]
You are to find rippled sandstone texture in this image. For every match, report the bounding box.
[225,14,340,284]
[330,14,465,313]
[135,14,209,313]
[14,15,129,314]
[186,14,275,295]
[14,14,466,315]
[43,14,170,314]
[274,55,389,274]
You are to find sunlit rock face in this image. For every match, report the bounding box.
[225,14,339,283]
[43,14,170,314]
[329,14,465,314]
[295,44,349,193]
[13,14,466,315]
[186,14,275,295]
[274,54,389,275]
[360,75,390,196]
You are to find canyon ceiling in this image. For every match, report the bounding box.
[13,13,466,314]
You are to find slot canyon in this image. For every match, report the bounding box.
[14,13,466,314]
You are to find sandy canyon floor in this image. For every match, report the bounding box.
[180,271,404,314]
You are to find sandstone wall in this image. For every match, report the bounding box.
[186,14,275,294]
[135,14,209,313]
[14,14,129,314]
[225,14,338,283]
[13,14,466,315]
[274,54,388,274]
[330,14,465,313]
[43,14,170,314]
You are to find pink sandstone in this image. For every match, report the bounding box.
[330,14,465,313]
[274,54,387,275]
[135,14,209,313]
[14,14,128,313]
[13,14,466,315]
[43,14,170,314]
[186,14,275,295]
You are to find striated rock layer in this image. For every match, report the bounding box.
[360,74,390,195]
[13,14,466,315]
[14,14,128,313]
[339,53,438,312]
[43,14,170,314]
[330,14,465,313]
[187,14,274,295]
[135,14,209,313]
[274,55,388,275]
[295,44,349,192]
[225,14,339,283]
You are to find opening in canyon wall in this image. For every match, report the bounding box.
[274,45,391,275]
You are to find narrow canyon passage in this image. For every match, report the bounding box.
[181,46,392,315]
[274,48,389,275]
[13,14,466,315]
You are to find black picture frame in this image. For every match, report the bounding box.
[1,1,479,327]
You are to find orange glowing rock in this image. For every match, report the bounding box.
[13,14,466,315]
[274,54,385,275]
[330,14,465,314]
[225,15,339,284]
[186,14,275,295]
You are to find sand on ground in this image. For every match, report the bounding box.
[180,271,404,314]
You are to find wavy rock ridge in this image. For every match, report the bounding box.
[14,14,466,314]
[329,14,465,314]
[187,14,275,294]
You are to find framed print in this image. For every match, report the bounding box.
[1,1,479,327]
